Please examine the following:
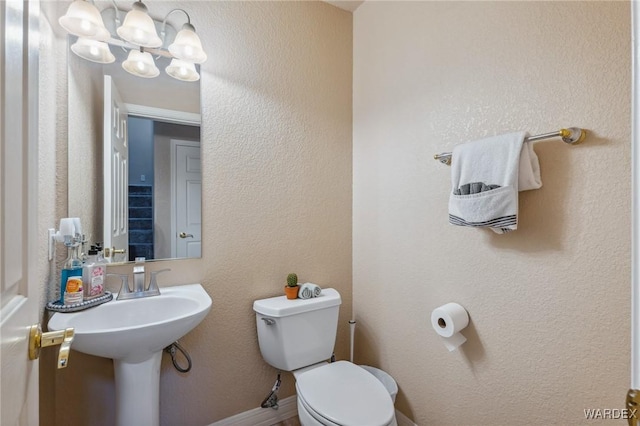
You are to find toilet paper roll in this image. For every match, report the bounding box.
[431,303,469,352]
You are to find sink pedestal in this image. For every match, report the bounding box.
[114,352,162,426]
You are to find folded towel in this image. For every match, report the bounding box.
[298,283,322,299]
[448,132,542,234]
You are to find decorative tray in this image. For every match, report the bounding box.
[46,291,113,313]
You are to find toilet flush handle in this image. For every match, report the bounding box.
[261,318,275,326]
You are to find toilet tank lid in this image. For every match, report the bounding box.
[253,288,341,317]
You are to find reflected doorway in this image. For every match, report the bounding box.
[127,117,201,261]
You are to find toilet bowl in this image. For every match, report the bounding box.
[253,289,397,426]
[294,361,397,426]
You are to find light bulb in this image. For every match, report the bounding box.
[80,19,91,32]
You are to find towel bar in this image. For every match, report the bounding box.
[433,127,587,165]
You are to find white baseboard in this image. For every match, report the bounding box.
[395,409,418,426]
[209,395,298,426]
[209,395,417,426]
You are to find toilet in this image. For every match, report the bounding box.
[253,288,397,426]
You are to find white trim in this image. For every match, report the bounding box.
[125,103,201,126]
[207,395,417,426]
[170,139,176,258]
[208,395,298,426]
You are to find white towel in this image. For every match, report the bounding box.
[448,132,542,234]
[298,283,322,299]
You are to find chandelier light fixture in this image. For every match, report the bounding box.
[58,0,206,82]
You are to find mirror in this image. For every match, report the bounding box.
[67,34,202,263]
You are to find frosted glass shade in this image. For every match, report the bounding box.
[58,0,110,42]
[165,59,200,82]
[168,23,207,64]
[122,50,159,78]
[71,38,115,64]
[116,2,162,48]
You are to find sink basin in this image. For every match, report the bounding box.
[48,283,211,426]
[49,283,211,363]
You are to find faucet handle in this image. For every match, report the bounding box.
[133,257,145,274]
[147,269,171,294]
[108,273,131,300]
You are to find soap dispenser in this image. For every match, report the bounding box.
[82,245,106,299]
[60,238,83,305]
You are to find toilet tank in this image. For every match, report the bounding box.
[253,288,341,371]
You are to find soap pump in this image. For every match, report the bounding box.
[82,244,106,300]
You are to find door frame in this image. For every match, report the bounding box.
[103,75,130,261]
[125,104,201,127]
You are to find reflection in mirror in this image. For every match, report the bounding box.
[68,34,202,263]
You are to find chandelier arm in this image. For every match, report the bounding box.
[161,8,191,43]
[108,0,122,26]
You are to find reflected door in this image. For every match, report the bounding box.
[172,141,201,258]
[103,75,129,261]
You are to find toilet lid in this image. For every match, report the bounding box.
[296,361,395,426]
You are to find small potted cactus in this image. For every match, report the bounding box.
[284,273,299,300]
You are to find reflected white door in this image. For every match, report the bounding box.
[1,0,40,424]
[103,75,129,261]
[171,141,201,258]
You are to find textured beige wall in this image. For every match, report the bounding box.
[67,50,103,242]
[41,1,352,425]
[353,2,630,425]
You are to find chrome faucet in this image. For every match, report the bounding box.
[133,257,146,293]
[109,258,171,300]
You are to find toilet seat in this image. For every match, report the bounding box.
[297,393,341,426]
[295,361,395,426]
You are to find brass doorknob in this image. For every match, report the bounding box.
[28,324,74,369]
[179,232,194,239]
[104,247,126,257]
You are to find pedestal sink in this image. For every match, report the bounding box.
[48,283,212,426]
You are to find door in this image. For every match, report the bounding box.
[103,75,129,262]
[172,141,202,258]
[1,0,41,424]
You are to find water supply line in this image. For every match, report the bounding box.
[261,372,281,409]
[164,341,192,373]
[349,319,356,363]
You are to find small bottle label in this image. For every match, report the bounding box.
[64,277,83,305]
[89,266,105,296]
